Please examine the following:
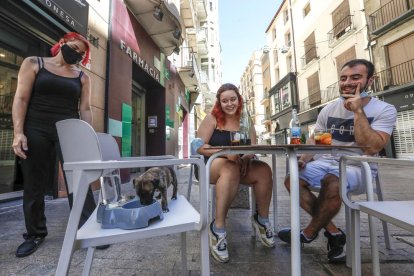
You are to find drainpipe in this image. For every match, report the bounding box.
[288,0,299,109]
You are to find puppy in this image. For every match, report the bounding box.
[133,166,178,212]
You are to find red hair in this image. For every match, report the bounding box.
[211,83,243,128]
[50,32,90,66]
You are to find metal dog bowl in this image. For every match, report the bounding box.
[96,197,164,230]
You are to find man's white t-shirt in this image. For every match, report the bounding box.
[313,97,397,161]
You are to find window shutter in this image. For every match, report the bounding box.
[335,46,356,77]
[332,0,350,37]
[304,32,316,64]
[307,71,320,105]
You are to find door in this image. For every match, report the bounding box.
[131,82,146,158]
[393,109,414,159]
[0,19,50,198]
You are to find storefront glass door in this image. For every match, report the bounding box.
[0,47,22,195]
[131,82,145,158]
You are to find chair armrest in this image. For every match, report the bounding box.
[339,156,414,210]
[339,156,374,210]
[190,154,205,161]
[120,155,176,161]
[339,155,414,166]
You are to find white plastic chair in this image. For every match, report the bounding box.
[285,155,392,267]
[340,156,414,276]
[55,119,209,276]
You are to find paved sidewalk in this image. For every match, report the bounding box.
[1,155,414,275]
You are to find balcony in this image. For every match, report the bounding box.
[301,46,318,68]
[186,28,197,52]
[248,90,255,100]
[373,59,414,92]
[369,0,414,35]
[197,0,207,19]
[299,82,340,113]
[260,93,270,106]
[327,15,353,47]
[323,82,340,103]
[199,70,209,92]
[299,96,310,112]
[176,47,200,92]
[261,114,271,125]
[125,0,184,55]
[197,27,208,54]
[180,0,197,28]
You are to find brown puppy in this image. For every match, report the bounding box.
[133,167,178,212]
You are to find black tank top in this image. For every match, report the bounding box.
[26,57,83,124]
[203,128,232,163]
[209,129,231,146]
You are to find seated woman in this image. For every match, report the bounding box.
[196,83,275,263]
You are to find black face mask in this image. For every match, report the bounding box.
[60,44,83,65]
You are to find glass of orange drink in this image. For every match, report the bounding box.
[314,129,332,145]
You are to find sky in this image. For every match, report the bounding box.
[219,0,283,86]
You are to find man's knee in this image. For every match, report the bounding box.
[284,176,309,192]
[320,174,341,206]
[321,174,340,191]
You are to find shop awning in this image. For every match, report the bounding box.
[125,0,184,56]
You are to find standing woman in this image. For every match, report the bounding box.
[196,83,275,263]
[12,32,96,257]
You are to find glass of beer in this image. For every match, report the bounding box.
[314,129,332,145]
[230,131,241,146]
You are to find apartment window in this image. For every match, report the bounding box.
[283,9,289,24]
[332,0,351,39]
[303,2,311,17]
[209,1,213,11]
[307,71,321,107]
[335,46,356,77]
[274,68,280,83]
[273,49,278,64]
[386,33,414,87]
[304,32,317,64]
[287,55,293,72]
[272,27,277,40]
[285,32,291,47]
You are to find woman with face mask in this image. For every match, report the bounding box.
[11,32,103,257]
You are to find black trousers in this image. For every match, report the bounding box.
[20,119,96,237]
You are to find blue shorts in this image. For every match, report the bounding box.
[299,158,377,192]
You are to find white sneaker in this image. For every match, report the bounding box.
[252,214,276,248]
[209,221,229,263]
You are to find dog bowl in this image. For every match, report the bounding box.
[97,197,164,230]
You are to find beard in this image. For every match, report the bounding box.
[340,80,369,95]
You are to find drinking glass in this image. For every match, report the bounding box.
[314,129,332,145]
[230,131,241,146]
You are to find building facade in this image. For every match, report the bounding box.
[263,0,299,145]
[364,0,414,159]
[291,0,370,140]
[0,0,109,200]
[0,0,222,200]
[240,51,266,144]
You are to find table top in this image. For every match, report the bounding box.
[359,201,414,232]
[208,144,367,151]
